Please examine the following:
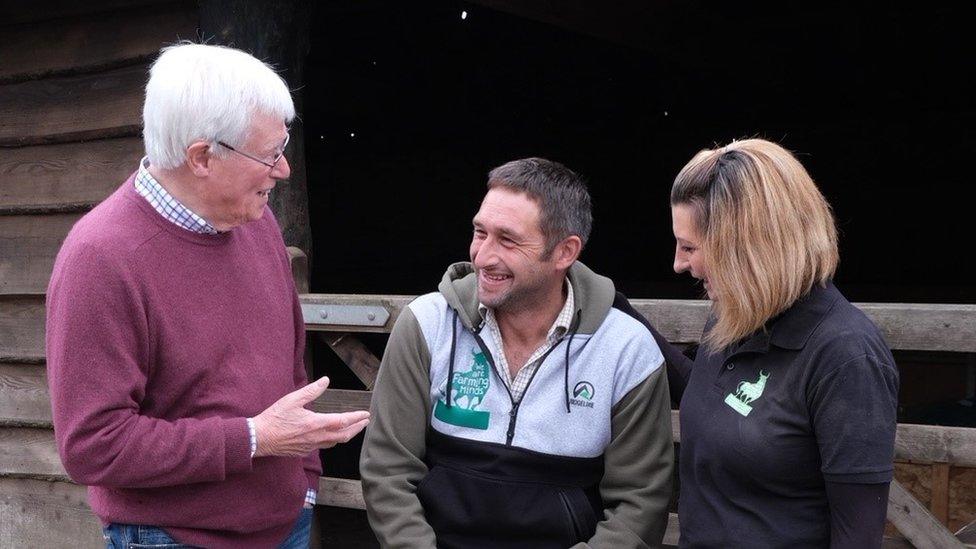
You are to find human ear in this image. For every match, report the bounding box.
[554,235,582,270]
[185,141,212,177]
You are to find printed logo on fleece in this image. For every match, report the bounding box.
[408,292,664,459]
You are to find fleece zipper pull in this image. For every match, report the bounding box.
[506,401,521,445]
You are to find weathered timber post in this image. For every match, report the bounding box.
[199,0,315,261]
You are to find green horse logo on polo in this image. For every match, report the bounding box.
[724,370,769,417]
[433,349,491,430]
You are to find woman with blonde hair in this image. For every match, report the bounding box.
[650,139,899,548]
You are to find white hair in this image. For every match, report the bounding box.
[143,43,296,169]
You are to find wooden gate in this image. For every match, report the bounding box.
[292,249,976,548]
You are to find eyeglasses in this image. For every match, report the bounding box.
[217,132,290,169]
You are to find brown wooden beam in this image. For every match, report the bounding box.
[0,477,101,547]
[887,479,966,549]
[0,213,84,295]
[297,293,976,353]
[199,0,314,256]
[896,424,976,468]
[0,363,51,426]
[318,333,380,390]
[0,64,145,147]
[0,2,196,84]
[0,138,143,212]
[309,389,371,415]
[0,296,46,363]
[0,0,182,26]
[316,477,366,510]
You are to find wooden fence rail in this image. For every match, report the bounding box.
[299,293,976,352]
[294,290,976,549]
[2,280,975,546]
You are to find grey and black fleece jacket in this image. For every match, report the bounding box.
[361,262,674,549]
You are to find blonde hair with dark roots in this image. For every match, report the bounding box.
[671,139,839,350]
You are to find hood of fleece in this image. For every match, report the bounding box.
[437,261,616,335]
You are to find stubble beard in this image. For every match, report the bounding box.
[478,276,549,315]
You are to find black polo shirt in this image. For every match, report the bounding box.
[677,282,899,548]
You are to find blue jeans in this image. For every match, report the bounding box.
[103,507,313,548]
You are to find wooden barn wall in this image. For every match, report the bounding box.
[0,1,197,546]
[1,1,974,546]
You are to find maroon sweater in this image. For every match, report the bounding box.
[46,177,322,548]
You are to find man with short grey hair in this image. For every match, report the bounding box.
[46,43,369,548]
[362,158,674,548]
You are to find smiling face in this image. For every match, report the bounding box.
[671,203,714,300]
[470,187,563,312]
[205,112,291,230]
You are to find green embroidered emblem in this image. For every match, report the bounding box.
[433,349,491,430]
[573,381,594,401]
[724,370,769,417]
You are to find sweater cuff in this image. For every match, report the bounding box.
[246,417,258,457]
[223,417,253,476]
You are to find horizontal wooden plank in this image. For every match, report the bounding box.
[896,423,976,468]
[618,300,976,352]
[298,294,976,352]
[0,138,141,211]
[0,204,97,216]
[630,300,711,344]
[0,412,967,549]
[855,302,976,353]
[0,0,182,26]
[0,477,101,548]
[0,64,145,146]
[0,427,66,479]
[0,213,81,295]
[317,477,365,510]
[7,295,973,365]
[310,389,372,414]
[0,3,196,83]
[0,363,51,426]
[313,474,682,547]
[0,296,46,362]
[677,411,976,468]
[0,359,364,425]
[7,371,976,470]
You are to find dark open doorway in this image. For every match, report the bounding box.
[298,2,975,543]
[302,1,974,304]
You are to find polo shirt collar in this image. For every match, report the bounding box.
[729,281,843,355]
[769,281,842,350]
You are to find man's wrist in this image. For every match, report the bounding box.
[246,417,258,458]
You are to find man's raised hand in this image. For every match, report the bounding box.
[252,377,370,457]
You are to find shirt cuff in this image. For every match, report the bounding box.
[246,417,257,458]
[305,489,317,508]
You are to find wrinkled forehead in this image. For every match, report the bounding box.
[474,188,543,235]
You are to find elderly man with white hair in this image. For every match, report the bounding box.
[45,43,369,548]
